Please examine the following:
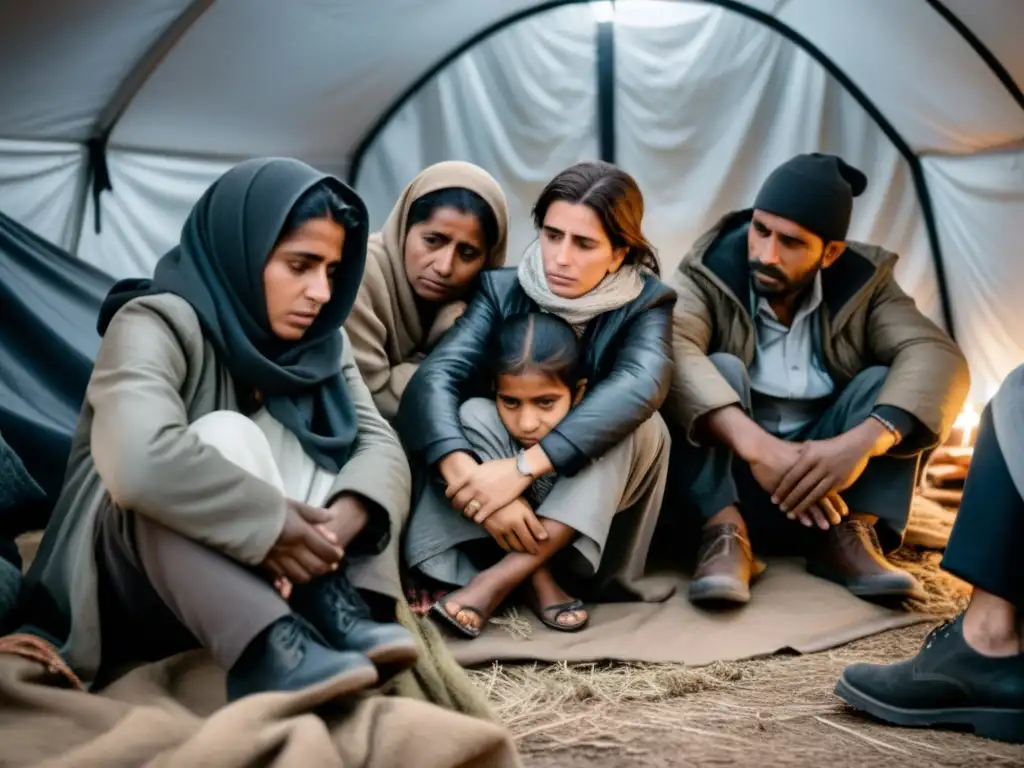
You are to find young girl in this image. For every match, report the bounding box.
[405,312,592,636]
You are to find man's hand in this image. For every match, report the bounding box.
[324,492,370,549]
[262,499,344,585]
[481,498,549,554]
[446,458,534,522]
[773,419,897,522]
[748,436,805,497]
[748,434,849,529]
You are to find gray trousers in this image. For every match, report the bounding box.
[405,399,672,601]
[676,354,920,553]
[95,503,290,671]
[93,412,308,673]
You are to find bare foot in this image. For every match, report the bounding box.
[441,576,508,633]
[530,567,588,628]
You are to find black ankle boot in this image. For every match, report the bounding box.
[226,614,378,703]
[290,570,418,683]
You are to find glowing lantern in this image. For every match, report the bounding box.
[952,403,980,448]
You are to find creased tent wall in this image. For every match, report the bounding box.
[0,0,1022,401]
[346,1,1024,403]
[356,4,600,265]
[0,0,551,276]
[925,149,1024,402]
[358,3,941,321]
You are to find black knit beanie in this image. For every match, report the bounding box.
[753,153,868,243]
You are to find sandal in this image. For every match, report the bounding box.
[429,597,489,639]
[530,598,590,633]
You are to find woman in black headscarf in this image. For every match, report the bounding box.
[22,159,416,703]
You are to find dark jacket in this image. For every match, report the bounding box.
[664,210,970,450]
[396,267,676,476]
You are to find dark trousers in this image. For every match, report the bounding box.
[942,405,1024,610]
[95,502,289,673]
[0,548,20,635]
[674,353,920,554]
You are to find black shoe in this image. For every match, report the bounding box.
[226,615,378,703]
[835,614,1024,742]
[291,571,418,683]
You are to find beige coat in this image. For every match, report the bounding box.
[346,162,509,420]
[664,210,970,444]
[25,294,411,683]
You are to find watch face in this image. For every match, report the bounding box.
[516,452,530,476]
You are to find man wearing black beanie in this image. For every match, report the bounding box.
[664,153,969,606]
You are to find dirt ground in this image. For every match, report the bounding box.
[471,627,1023,767]
[468,551,1024,768]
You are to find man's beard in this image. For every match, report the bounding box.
[749,260,821,299]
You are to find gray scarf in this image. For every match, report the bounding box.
[516,240,644,331]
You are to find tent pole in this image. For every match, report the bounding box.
[596,17,617,164]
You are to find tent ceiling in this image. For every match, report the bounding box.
[0,0,1021,167]
[937,0,1024,95]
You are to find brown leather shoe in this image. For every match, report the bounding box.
[688,523,765,605]
[806,519,922,598]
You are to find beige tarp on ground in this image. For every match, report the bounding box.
[450,559,927,667]
[0,647,521,768]
[446,496,951,666]
[3,497,948,767]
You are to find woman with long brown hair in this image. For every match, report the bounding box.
[398,161,676,638]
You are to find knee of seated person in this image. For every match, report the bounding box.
[188,411,277,473]
[458,398,501,430]
[708,352,749,390]
[190,410,264,444]
[638,412,671,452]
[629,412,671,466]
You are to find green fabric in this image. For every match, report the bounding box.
[386,599,497,721]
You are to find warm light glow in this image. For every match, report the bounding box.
[591,1,616,23]
[953,403,980,447]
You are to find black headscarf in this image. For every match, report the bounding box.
[97,158,369,473]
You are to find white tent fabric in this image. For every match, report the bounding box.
[0,0,1021,399]
[357,4,600,264]
[612,2,939,320]
[75,151,234,278]
[0,140,87,250]
[924,148,1024,403]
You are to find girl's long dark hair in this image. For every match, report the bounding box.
[491,312,581,387]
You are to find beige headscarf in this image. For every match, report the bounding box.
[345,161,509,420]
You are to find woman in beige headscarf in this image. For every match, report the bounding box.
[346,162,509,420]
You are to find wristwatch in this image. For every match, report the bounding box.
[514,448,535,479]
